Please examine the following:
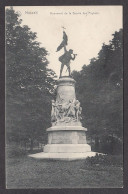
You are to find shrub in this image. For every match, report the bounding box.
[85,154,123,167]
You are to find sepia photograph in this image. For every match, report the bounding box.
[5,6,123,188]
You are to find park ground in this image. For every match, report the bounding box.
[6,148,123,189]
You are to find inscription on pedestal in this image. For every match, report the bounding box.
[48,130,87,144]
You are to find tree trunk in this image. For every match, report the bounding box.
[30,139,34,151]
[95,137,100,151]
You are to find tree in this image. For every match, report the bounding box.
[6,7,56,150]
[72,29,123,154]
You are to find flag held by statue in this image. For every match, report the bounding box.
[56,31,68,52]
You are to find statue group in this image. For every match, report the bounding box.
[51,98,82,124]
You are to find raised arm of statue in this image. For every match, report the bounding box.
[64,45,67,52]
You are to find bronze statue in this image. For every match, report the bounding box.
[59,46,77,77]
[56,29,77,77]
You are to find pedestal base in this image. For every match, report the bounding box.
[29,152,96,161]
[29,143,96,161]
[43,144,91,153]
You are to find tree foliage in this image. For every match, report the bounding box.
[6,7,56,147]
[72,29,123,154]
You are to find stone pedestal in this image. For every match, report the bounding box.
[29,77,96,160]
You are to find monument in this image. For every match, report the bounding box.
[29,29,96,160]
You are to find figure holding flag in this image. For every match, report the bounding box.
[56,28,77,77]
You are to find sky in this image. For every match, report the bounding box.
[10,6,122,78]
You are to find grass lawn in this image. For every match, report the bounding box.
[6,152,123,189]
